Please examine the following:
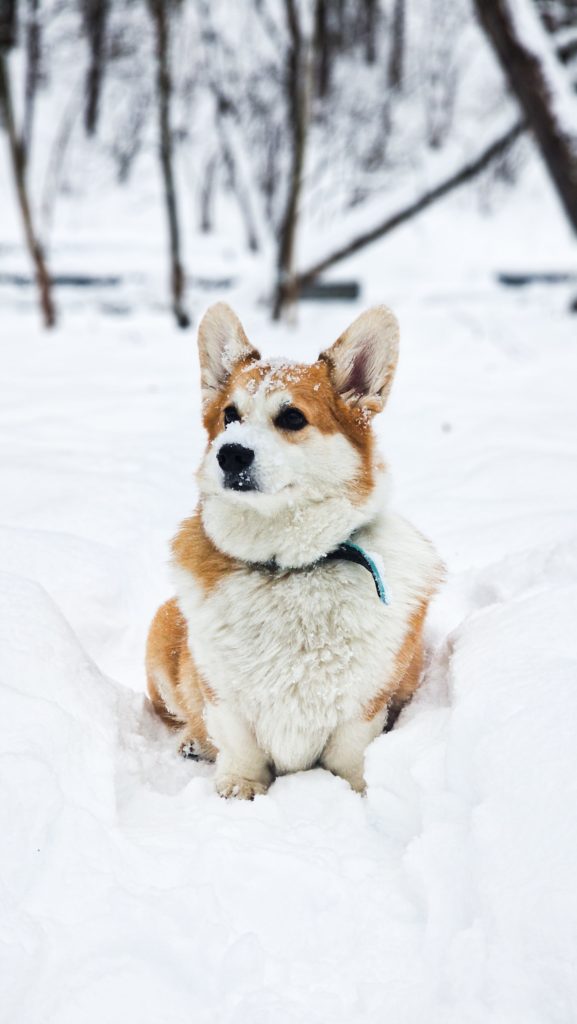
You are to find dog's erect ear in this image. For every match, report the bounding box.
[320,305,399,414]
[198,303,260,404]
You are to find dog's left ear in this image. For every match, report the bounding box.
[198,303,260,404]
[320,305,399,414]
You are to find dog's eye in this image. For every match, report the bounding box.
[223,405,241,426]
[275,406,308,431]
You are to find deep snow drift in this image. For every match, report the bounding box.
[2,168,577,1023]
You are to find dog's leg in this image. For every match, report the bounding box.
[206,703,273,800]
[321,712,387,794]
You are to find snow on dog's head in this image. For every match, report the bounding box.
[196,302,399,567]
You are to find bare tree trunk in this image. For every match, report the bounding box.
[0,29,56,328]
[364,0,378,64]
[272,0,317,321]
[83,0,109,136]
[148,0,190,329]
[291,120,525,294]
[22,0,40,165]
[314,0,331,98]
[387,0,405,90]
[474,0,577,235]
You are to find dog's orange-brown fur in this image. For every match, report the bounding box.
[362,598,429,722]
[172,512,237,595]
[146,596,217,759]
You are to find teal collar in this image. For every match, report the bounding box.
[323,541,390,605]
[258,540,390,605]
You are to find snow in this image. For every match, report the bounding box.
[2,152,577,1022]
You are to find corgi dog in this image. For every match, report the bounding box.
[146,302,443,799]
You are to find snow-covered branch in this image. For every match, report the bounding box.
[292,119,526,290]
[475,0,577,236]
[507,0,577,149]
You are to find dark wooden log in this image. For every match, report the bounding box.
[498,271,576,286]
[0,273,121,286]
[299,280,360,300]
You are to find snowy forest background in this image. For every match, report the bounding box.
[2,0,577,325]
[2,3,577,1024]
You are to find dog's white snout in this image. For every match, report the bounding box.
[212,420,292,495]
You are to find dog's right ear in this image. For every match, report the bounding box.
[320,305,399,414]
[198,303,260,405]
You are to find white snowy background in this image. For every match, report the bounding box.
[2,1,577,1021]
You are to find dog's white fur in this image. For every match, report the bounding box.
[148,303,443,798]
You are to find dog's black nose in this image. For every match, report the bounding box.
[217,443,255,475]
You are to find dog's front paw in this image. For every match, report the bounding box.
[178,733,217,762]
[216,775,270,800]
[180,739,201,761]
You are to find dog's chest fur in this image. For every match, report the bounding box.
[174,513,440,773]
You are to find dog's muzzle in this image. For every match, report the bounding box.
[217,443,257,492]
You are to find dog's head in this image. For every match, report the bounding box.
[196,302,399,567]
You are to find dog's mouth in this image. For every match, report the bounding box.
[223,471,258,493]
[219,474,297,499]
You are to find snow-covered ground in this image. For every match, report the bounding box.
[2,158,577,1023]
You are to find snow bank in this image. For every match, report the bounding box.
[368,570,577,1023]
[3,551,577,1023]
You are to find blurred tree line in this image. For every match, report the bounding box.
[0,0,576,328]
